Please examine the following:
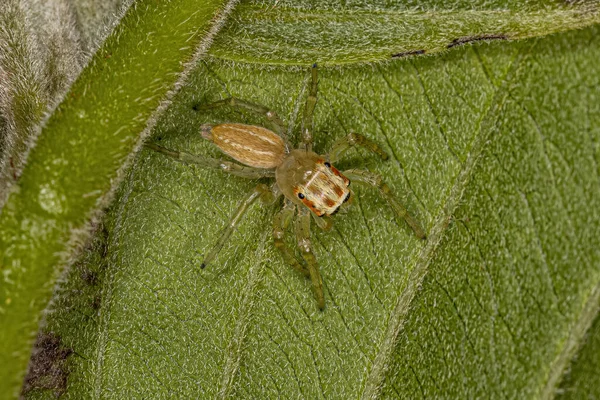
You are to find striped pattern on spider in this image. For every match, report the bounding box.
[146,64,426,310]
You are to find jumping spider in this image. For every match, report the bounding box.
[147,65,426,310]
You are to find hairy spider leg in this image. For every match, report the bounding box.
[273,199,310,277]
[300,64,319,151]
[343,169,426,240]
[194,97,289,145]
[328,133,389,163]
[146,143,275,179]
[201,184,271,269]
[295,206,325,310]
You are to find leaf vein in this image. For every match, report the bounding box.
[410,61,461,163]
[331,226,385,308]
[265,331,306,397]
[218,228,268,398]
[359,43,527,399]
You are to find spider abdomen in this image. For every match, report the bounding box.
[207,123,285,169]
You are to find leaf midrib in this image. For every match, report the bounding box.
[540,280,600,399]
[360,42,529,399]
[217,228,270,398]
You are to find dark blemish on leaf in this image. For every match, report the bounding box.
[391,49,426,58]
[99,225,109,259]
[447,34,508,48]
[80,267,98,286]
[91,295,102,311]
[9,157,18,181]
[22,332,73,398]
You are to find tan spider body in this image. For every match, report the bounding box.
[147,65,425,310]
[206,123,351,217]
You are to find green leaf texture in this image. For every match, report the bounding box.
[26,24,600,398]
[208,0,600,65]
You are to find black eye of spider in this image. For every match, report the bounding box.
[298,193,305,199]
[324,162,331,168]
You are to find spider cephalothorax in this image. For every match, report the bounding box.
[277,150,350,217]
[147,65,425,310]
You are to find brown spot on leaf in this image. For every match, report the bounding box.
[80,267,98,286]
[22,332,73,397]
[391,49,426,58]
[91,295,102,311]
[9,157,19,181]
[447,34,508,48]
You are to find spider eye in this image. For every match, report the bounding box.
[324,162,331,168]
[298,193,305,199]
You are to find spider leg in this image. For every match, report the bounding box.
[146,143,275,179]
[300,63,318,152]
[343,169,426,240]
[328,133,389,163]
[312,213,333,231]
[295,206,325,310]
[273,200,310,277]
[201,184,270,268]
[194,97,288,140]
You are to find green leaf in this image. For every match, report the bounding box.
[25,22,600,400]
[2,0,599,398]
[209,1,600,65]
[0,0,236,395]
